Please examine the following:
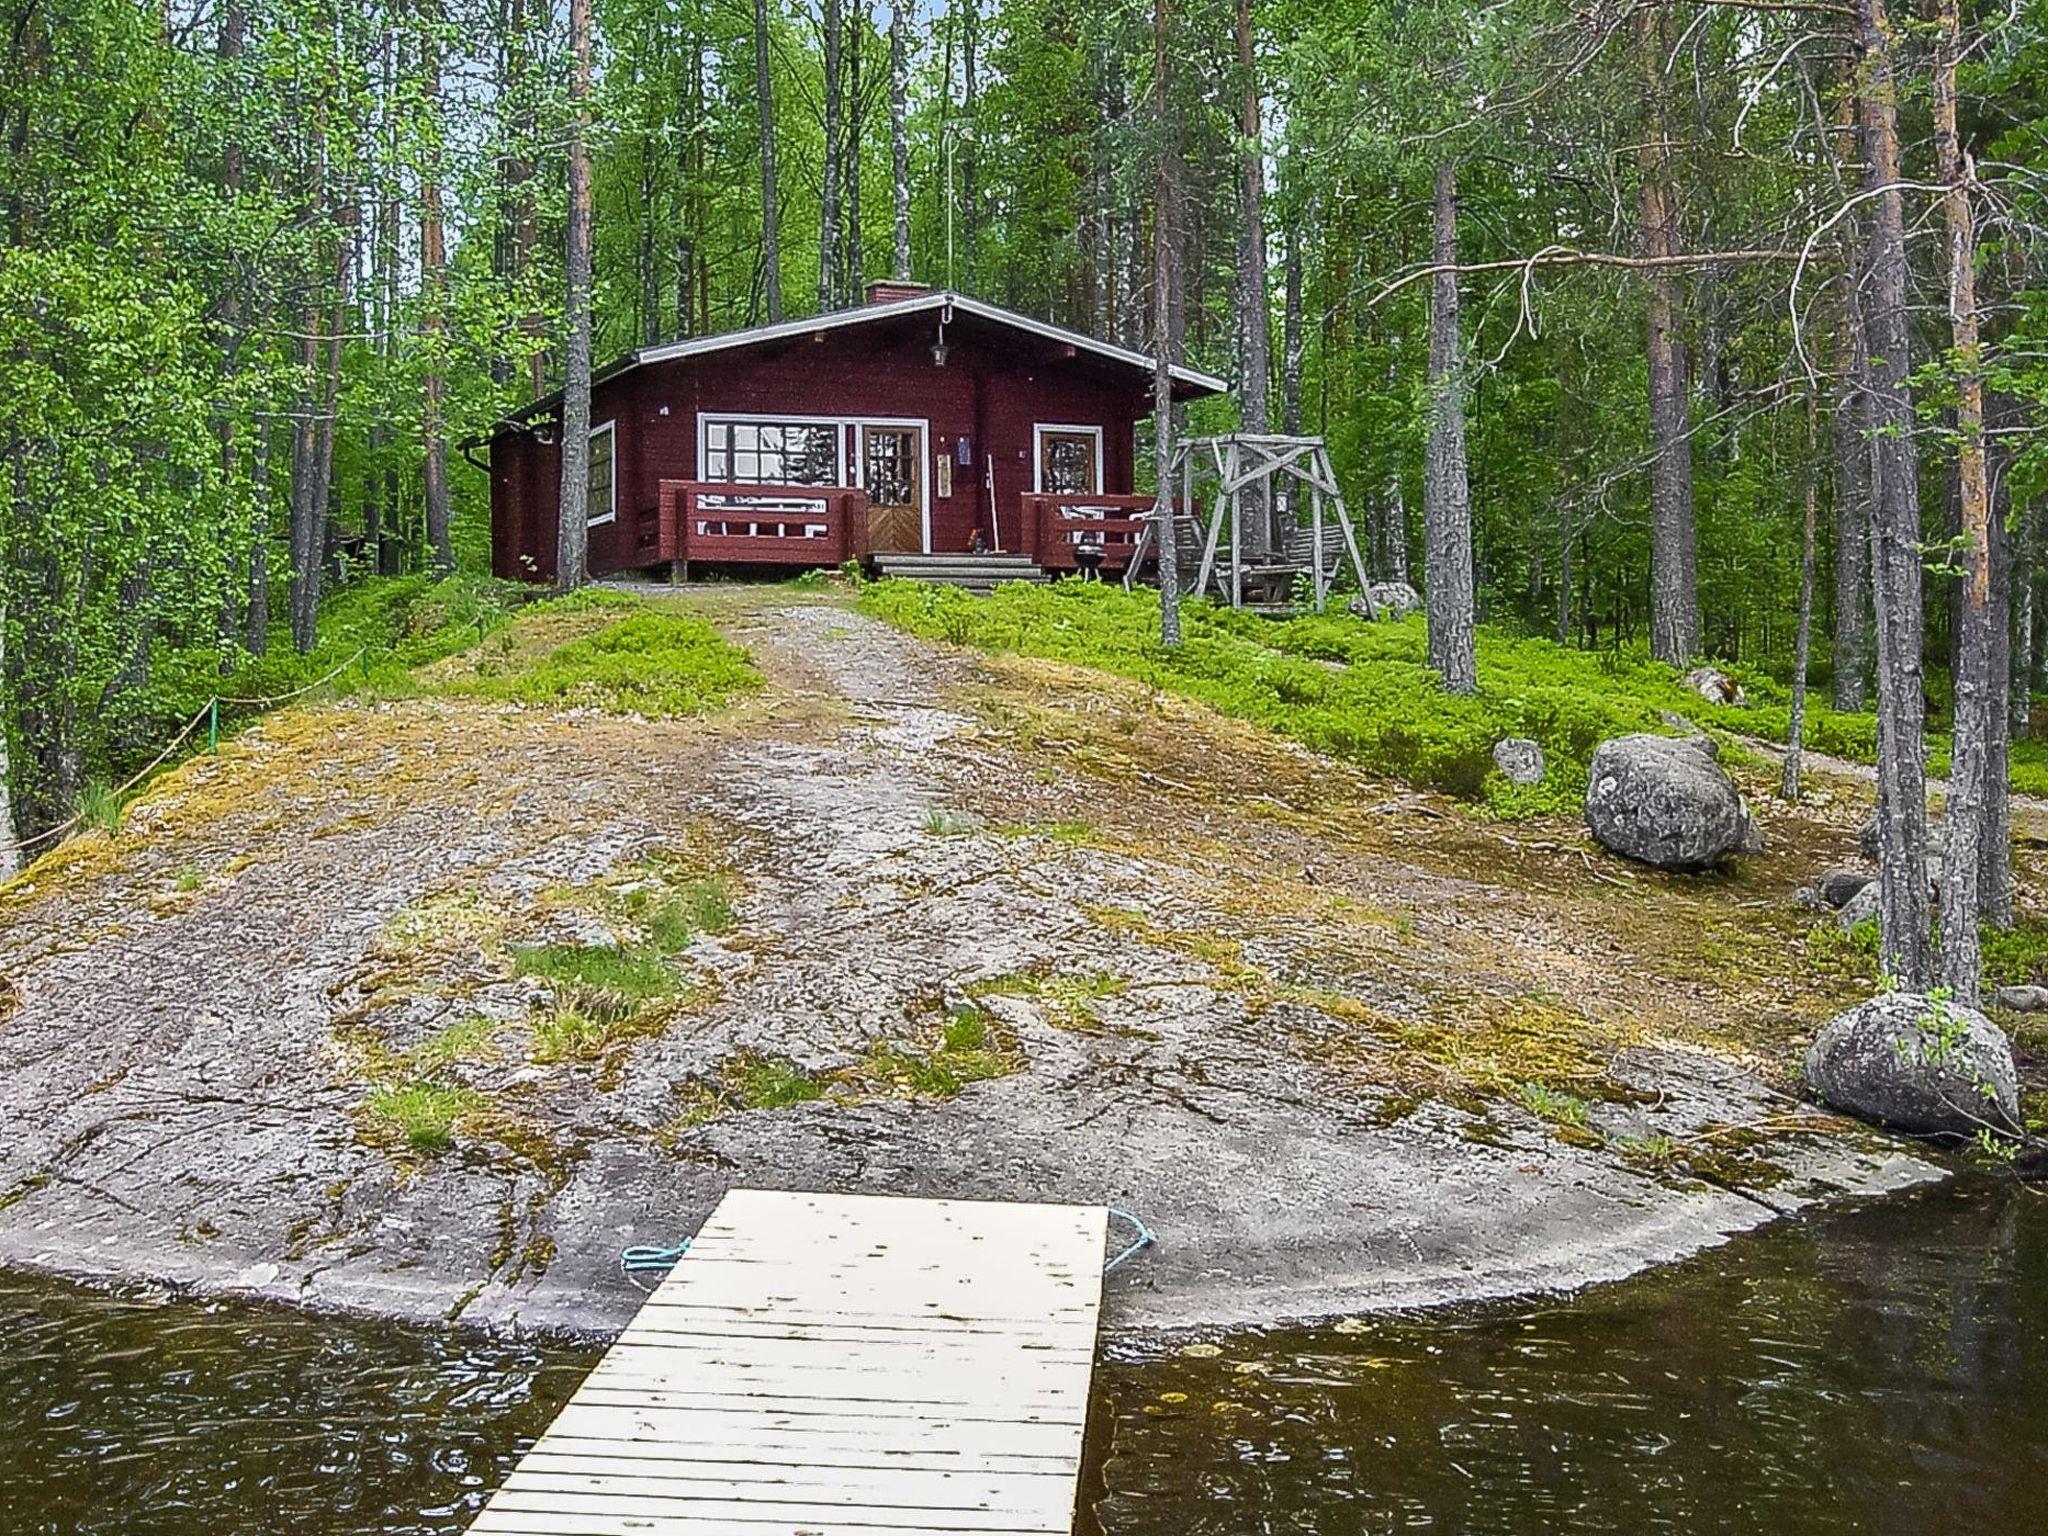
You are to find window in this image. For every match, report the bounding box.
[702,418,843,487]
[588,420,616,526]
[1034,425,1104,496]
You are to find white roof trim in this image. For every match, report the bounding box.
[632,289,1228,393]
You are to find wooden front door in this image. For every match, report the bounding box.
[862,426,924,552]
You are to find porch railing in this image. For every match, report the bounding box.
[639,480,870,569]
[1017,493,1158,573]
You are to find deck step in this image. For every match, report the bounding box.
[871,552,1047,592]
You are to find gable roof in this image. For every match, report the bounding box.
[493,289,1227,433]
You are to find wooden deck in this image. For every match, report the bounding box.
[467,1189,1111,1536]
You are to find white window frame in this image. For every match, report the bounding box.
[1032,422,1106,495]
[696,411,931,552]
[696,411,847,488]
[587,419,617,526]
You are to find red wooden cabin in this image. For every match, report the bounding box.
[482,284,1225,583]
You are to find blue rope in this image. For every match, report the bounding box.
[1104,1207,1156,1274]
[621,1241,691,1275]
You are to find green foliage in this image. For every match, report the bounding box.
[510,941,686,1007]
[363,1081,486,1153]
[443,611,761,716]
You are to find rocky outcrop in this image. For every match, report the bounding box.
[1492,737,1545,786]
[1805,992,2020,1136]
[1584,733,1761,869]
[1681,665,1749,708]
[1348,582,1423,621]
[1993,984,2048,1013]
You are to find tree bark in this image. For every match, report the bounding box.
[820,0,843,311]
[1281,217,1303,436]
[1638,2,1698,666]
[1424,161,1476,694]
[1985,471,2012,925]
[420,0,453,575]
[0,610,16,879]
[1856,0,1932,988]
[246,414,271,654]
[1933,0,1991,997]
[1830,305,1870,709]
[556,0,594,593]
[1152,0,1181,648]
[754,0,783,323]
[1782,392,1820,801]
[1233,0,1270,557]
[890,3,911,281]
[843,5,862,299]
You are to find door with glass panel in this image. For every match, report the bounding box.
[861,425,924,553]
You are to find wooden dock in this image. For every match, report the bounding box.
[468,1188,1111,1536]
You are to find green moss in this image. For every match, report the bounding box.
[970,968,1127,1031]
[405,1013,503,1071]
[862,1006,1022,1097]
[511,941,685,1004]
[363,1081,485,1153]
[726,1051,827,1110]
[856,579,2046,815]
[442,610,760,716]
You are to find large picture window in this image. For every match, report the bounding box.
[703,418,842,487]
[588,420,616,526]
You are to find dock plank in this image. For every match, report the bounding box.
[467,1191,1108,1536]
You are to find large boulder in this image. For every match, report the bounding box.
[1584,733,1761,869]
[1805,992,2020,1136]
[1681,665,1749,708]
[1347,582,1422,621]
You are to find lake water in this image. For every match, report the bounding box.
[2,1179,2042,1534]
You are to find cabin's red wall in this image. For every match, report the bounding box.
[490,316,1154,579]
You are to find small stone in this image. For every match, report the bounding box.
[1805,992,2019,1136]
[1992,984,2048,1013]
[1584,733,1758,870]
[1491,737,1545,786]
[1680,665,1749,708]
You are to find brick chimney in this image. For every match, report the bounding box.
[865,279,932,306]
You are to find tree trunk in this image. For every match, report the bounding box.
[1856,0,1932,988]
[1830,306,1870,709]
[0,610,19,879]
[1933,0,1991,997]
[246,415,271,653]
[1985,473,2013,925]
[1423,161,1475,694]
[1638,2,1698,666]
[557,0,594,593]
[754,0,782,323]
[890,3,911,281]
[1151,0,1180,648]
[420,0,452,575]
[1281,218,1303,435]
[820,0,843,311]
[843,4,862,299]
[1233,0,1270,558]
[1782,393,1820,801]
[961,0,979,278]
